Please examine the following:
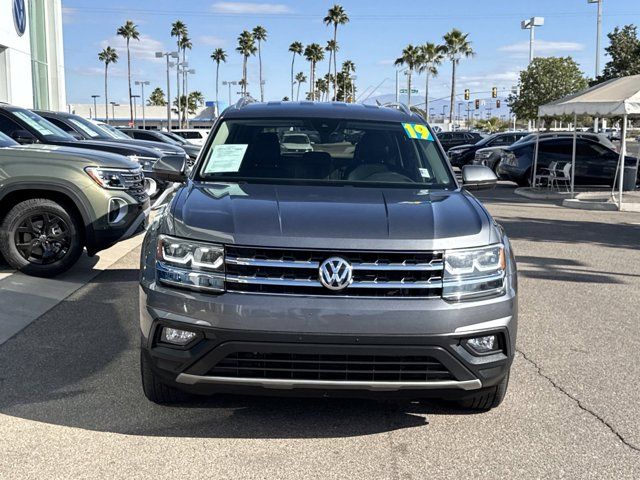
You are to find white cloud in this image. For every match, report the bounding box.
[197,35,228,47]
[72,66,127,78]
[99,34,165,63]
[211,2,292,14]
[377,59,396,66]
[499,40,584,56]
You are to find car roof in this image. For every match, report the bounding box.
[221,101,424,123]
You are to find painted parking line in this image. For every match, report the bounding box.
[0,234,144,346]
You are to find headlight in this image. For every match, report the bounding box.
[501,151,517,166]
[443,244,506,301]
[128,155,156,171]
[85,167,135,190]
[475,150,492,160]
[155,235,225,292]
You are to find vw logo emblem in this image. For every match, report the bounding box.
[13,0,26,37]
[319,257,353,291]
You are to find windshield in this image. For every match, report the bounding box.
[11,109,75,141]
[98,123,132,140]
[0,131,18,147]
[283,134,309,144]
[67,117,106,139]
[161,131,188,144]
[197,118,455,188]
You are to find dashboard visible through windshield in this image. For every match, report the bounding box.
[197,118,455,188]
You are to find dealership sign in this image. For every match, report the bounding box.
[13,0,27,37]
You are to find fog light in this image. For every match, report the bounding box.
[161,327,197,346]
[467,335,498,353]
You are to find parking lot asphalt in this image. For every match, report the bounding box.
[0,184,639,479]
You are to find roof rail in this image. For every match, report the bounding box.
[380,101,412,116]
[234,96,258,109]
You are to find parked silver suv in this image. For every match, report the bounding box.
[139,101,517,410]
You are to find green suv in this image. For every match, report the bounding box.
[0,131,149,277]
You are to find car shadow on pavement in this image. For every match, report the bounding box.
[514,255,632,284]
[0,266,479,440]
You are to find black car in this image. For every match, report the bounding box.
[447,132,529,168]
[436,131,484,153]
[0,104,186,197]
[118,128,201,162]
[497,136,638,187]
[34,110,188,159]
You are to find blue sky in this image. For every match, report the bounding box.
[61,0,640,116]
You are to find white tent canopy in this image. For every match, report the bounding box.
[535,75,640,210]
[538,75,640,117]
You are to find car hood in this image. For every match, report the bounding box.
[169,182,495,250]
[0,144,140,169]
[50,139,162,158]
[96,137,185,155]
[448,144,476,152]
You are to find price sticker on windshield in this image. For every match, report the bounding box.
[402,123,434,141]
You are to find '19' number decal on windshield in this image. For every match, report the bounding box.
[402,123,434,141]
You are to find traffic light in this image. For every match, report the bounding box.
[475,99,480,110]
[491,87,498,98]
[496,99,501,108]
[464,89,470,100]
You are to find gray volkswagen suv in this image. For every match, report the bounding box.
[139,100,517,410]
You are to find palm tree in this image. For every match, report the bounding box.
[295,72,306,101]
[418,43,445,122]
[323,4,349,101]
[236,31,256,97]
[116,20,140,125]
[443,29,475,123]
[97,46,118,123]
[341,60,355,101]
[170,21,188,125]
[210,48,227,115]
[178,35,193,126]
[394,44,421,107]
[325,39,338,99]
[252,26,267,101]
[288,42,303,101]
[304,43,324,101]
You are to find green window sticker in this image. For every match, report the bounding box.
[402,123,434,141]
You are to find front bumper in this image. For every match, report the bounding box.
[140,282,517,398]
[497,162,526,182]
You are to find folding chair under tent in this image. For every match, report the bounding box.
[535,74,640,211]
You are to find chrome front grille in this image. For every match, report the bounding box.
[121,169,147,203]
[224,246,444,297]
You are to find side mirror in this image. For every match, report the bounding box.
[152,155,187,183]
[461,165,498,191]
[11,129,37,145]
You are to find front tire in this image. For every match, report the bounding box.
[516,169,532,187]
[140,349,188,404]
[0,198,83,277]
[456,371,510,411]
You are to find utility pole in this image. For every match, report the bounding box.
[131,95,140,126]
[223,81,237,107]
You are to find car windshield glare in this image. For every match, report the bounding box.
[12,109,75,141]
[197,118,455,188]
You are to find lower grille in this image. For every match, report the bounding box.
[208,352,455,382]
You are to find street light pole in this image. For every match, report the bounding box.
[91,95,100,120]
[521,17,544,130]
[155,51,178,130]
[135,80,150,129]
[589,0,603,132]
[110,102,119,121]
[180,68,196,128]
[131,95,140,126]
[223,81,237,106]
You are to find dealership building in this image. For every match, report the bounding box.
[0,0,66,109]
